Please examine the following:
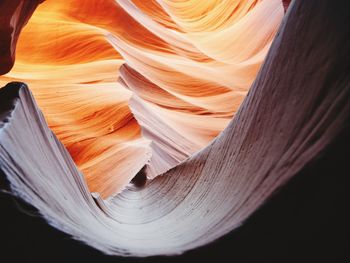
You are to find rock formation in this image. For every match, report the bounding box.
[0,0,349,257]
[0,0,44,74]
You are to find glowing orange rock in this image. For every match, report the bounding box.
[0,0,283,198]
[0,0,44,74]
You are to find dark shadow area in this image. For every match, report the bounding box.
[131,165,148,188]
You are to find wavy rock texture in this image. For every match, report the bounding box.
[0,0,283,198]
[0,0,44,75]
[1,0,349,257]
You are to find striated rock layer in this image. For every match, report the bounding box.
[0,0,349,256]
[0,0,284,197]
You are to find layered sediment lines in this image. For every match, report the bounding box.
[1,0,349,256]
[0,0,283,197]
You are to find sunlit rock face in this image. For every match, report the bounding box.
[0,0,44,75]
[0,0,283,198]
